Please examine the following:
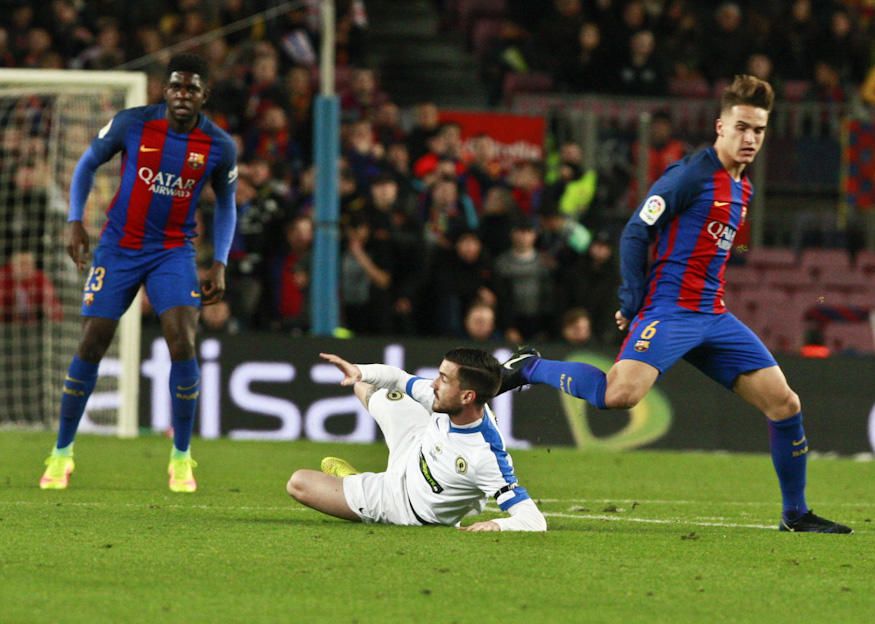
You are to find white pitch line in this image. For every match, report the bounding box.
[543,511,775,530]
[533,498,875,508]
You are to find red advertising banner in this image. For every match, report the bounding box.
[438,110,545,167]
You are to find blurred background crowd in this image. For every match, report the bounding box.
[1,0,874,350]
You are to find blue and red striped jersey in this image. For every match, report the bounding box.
[619,147,752,317]
[70,103,238,261]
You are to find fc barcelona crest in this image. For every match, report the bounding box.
[634,339,650,352]
[187,152,205,169]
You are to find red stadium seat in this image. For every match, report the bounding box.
[823,322,875,354]
[744,247,797,270]
[799,248,852,281]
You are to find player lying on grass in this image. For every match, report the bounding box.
[498,74,851,534]
[286,348,547,531]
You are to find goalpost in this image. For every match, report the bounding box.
[0,69,146,438]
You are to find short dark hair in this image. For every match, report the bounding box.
[443,347,502,407]
[167,53,209,83]
[720,74,773,113]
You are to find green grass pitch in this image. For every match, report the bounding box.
[1,431,873,623]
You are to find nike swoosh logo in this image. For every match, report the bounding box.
[713,201,730,207]
[140,146,160,152]
[65,375,85,384]
[792,437,807,446]
[503,354,533,369]
[190,290,201,298]
[176,382,200,391]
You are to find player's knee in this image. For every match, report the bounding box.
[773,390,801,420]
[286,470,308,501]
[166,337,196,361]
[604,385,644,410]
[766,388,802,420]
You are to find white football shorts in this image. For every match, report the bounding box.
[342,388,430,525]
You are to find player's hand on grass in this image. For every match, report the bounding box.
[319,353,362,385]
[459,520,501,532]
[201,261,226,305]
[66,221,90,271]
[615,310,629,332]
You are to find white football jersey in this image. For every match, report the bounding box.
[359,367,531,527]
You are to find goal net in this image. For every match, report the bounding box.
[0,70,146,437]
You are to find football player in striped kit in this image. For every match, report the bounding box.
[40,54,238,493]
[287,349,546,531]
[499,75,851,534]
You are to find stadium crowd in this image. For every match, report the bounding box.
[0,0,872,347]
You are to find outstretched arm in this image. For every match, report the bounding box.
[319,352,434,412]
[460,499,547,532]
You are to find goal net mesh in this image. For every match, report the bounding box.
[0,85,128,430]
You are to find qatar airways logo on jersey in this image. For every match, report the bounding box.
[138,167,196,198]
[707,221,737,251]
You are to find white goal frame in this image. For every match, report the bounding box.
[0,69,147,438]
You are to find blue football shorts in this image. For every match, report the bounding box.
[616,308,778,389]
[80,244,201,320]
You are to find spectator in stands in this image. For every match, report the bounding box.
[560,307,593,347]
[0,28,15,67]
[426,230,497,337]
[478,186,519,260]
[816,8,869,85]
[340,67,389,122]
[557,21,612,93]
[72,18,125,70]
[50,0,92,61]
[464,134,503,213]
[364,174,423,334]
[774,0,820,81]
[344,118,384,193]
[629,110,687,203]
[245,49,288,124]
[272,215,313,332]
[556,231,620,345]
[21,28,54,69]
[616,30,665,96]
[659,2,705,86]
[406,101,440,163]
[373,101,405,148]
[423,176,477,253]
[284,65,314,159]
[810,60,847,104]
[340,212,394,335]
[463,301,499,343]
[542,142,598,224]
[495,217,554,342]
[8,4,35,60]
[508,159,544,217]
[0,250,62,324]
[273,3,318,69]
[534,0,587,78]
[703,3,754,83]
[479,18,539,107]
[244,105,301,175]
[382,141,417,211]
